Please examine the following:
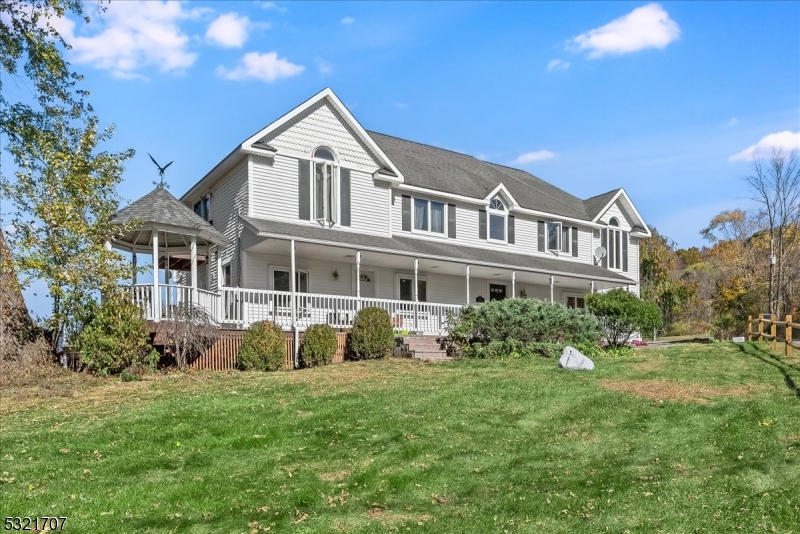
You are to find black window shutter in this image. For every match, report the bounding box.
[479,209,487,239]
[622,231,629,272]
[402,195,411,231]
[340,168,351,227]
[447,203,456,238]
[537,221,545,252]
[601,228,608,268]
[508,215,515,244]
[571,227,579,257]
[298,159,310,220]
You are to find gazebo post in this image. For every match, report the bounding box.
[152,232,160,322]
[190,235,198,305]
[132,246,137,285]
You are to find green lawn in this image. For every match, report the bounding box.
[1,342,799,533]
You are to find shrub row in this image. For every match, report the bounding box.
[447,298,602,359]
[238,307,394,371]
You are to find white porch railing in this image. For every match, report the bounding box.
[125,284,462,334]
[222,288,462,333]
[126,284,221,323]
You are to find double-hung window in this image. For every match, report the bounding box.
[413,198,445,234]
[273,268,309,293]
[608,217,622,269]
[399,276,427,302]
[313,147,337,224]
[547,222,561,251]
[488,197,506,241]
[194,195,210,221]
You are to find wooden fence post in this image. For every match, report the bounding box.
[748,315,753,341]
[787,314,793,357]
[758,314,765,343]
[771,321,777,352]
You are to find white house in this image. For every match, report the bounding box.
[114,88,650,335]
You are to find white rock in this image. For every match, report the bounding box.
[558,346,595,371]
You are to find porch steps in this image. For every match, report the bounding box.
[397,335,451,361]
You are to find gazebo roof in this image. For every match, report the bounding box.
[111,187,230,250]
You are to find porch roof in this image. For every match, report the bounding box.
[240,215,635,285]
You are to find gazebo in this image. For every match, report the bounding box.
[110,186,230,322]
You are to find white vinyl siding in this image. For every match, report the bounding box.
[206,159,248,288]
[598,202,632,231]
[263,101,379,170]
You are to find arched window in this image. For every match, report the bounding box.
[312,147,337,223]
[608,217,622,268]
[488,196,506,241]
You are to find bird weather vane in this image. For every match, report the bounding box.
[148,153,173,188]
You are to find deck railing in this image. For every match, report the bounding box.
[124,284,462,334]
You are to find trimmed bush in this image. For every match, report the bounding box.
[586,288,663,348]
[300,324,337,368]
[350,307,393,360]
[447,298,601,359]
[72,291,157,376]
[238,321,286,371]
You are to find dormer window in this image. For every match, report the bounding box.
[488,196,506,241]
[313,147,337,224]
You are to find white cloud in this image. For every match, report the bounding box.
[317,59,334,74]
[394,102,408,109]
[569,3,680,59]
[341,16,355,25]
[260,2,287,12]
[729,131,800,161]
[206,13,250,48]
[216,52,304,83]
[547,59,570,72]
[51,1,204,78]
[512,150,556,165]
[728,118,739,127]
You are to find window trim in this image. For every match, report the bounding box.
[311,146,339,226]
[411,197,446,235]
[396,274,428,302]
[607,217,622,270]
[487,196,507,243]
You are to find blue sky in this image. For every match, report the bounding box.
[3,1,799,315]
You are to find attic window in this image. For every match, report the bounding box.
[194,196,210,221]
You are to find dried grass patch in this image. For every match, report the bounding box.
[600,378,758,404]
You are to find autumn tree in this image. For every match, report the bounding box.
[744,149,800,316]
[1,0,135,352]
[639,227,695,331]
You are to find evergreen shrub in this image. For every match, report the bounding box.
[300,324,337,368]
[238,321,286,371]
[350,307,393,360]
[447,298,601,359]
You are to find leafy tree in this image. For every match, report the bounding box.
[639,227,695,331]
[586,288,663,348]
[1,1,135,351]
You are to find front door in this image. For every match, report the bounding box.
[489,283,506,301]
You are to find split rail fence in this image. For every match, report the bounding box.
[748,313,797,356]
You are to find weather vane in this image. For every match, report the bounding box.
[148,153,173,189]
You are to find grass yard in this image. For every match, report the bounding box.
[1,342,799,533]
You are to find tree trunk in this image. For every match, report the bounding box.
[0,229,49,365]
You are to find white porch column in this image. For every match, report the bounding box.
[549,275,554,303]
[356,251,361,299]
[413,258,419,332]
[290,239,298,368]
[590,280,595,294]
[190,235,198,305]
[465,264,470,305]
[216,247,223,289]
[152,232,160,322]
[164,232,169,285]
[511,271,516,299]
[205,246,210,290]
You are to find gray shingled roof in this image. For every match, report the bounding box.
[367,131,602,221]
[583,189,621,221]
[112,187,230,247]
[241,215,634,284]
